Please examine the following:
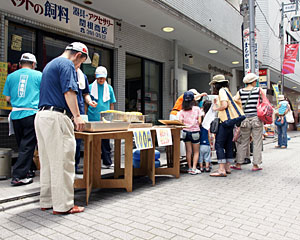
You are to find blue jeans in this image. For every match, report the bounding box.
[215,123,234,164]
[277,118,288,147]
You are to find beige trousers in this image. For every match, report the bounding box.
[35,110,76,212]
[238,116,263,165]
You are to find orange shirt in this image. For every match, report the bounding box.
[170,94,184,115]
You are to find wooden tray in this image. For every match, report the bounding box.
[84,121,130,132]
[158,120,185,126]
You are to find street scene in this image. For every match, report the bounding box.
[0,0,300,239]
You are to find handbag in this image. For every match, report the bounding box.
[232,127,241,142]
[222,90,246,127]
[257,89,273,124]
[210,117,220,134]
[286,110,294,123]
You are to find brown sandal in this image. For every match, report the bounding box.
[53,205,85,215]
[210,171,227,177]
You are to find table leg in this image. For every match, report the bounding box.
[85,136,93,205]
[114,139,121,179]
[173,129,180,178]
[93,137,102,187]
[124,134,133,192]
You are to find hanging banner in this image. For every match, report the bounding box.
[132,128,153,150]
[1,0,114,44]
[243,28,259,76]
[0,62,8,109]
[282,44,299,74]
[272,84,280,105]
[156,128,172,146]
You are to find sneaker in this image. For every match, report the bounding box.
[27,170,35,178]
[187,168,193,173]
[11,177,33,186]
[103,163,114,169]
[190,169,201,175]
[242,158,251,165]
[200,168,205,173]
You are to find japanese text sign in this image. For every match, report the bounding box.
[1,0,114,44]
[156,128,172,147]
[132,128,153,150]
[0,62,8,109]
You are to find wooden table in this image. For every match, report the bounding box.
[74,127,181,205]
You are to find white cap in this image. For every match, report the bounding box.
[243,73,259,84]
[20,53,37,63]
[65,42,91,64]
[95,66,107,78]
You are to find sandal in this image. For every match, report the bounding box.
[252,167,262,171]
[205,168,211,173]
[41,207,52,211]
[210,171,227,177]
[225,170,231,174]
[275,145,281,148]
[53,205,85,215]
[230,166,242,170]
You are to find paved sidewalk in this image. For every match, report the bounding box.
[0,132,300,239]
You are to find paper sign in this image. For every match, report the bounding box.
[132,128,153,150]
[0,62,8,109]
[156,128,172,146]
[11,34,22,51]
[91,53,99,68]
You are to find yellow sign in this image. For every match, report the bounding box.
[132,128,153,150]
[272,84,279,105]
[91,53,99,68]
[0,62,8,109]
[11,34,22,51]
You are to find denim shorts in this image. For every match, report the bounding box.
[199,145,211,163]
[182,130,200,144]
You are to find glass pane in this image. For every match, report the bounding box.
[144,59,161,123]
[125,55,142,112]
[8,23,36,74]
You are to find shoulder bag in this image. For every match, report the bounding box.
[257,88,273,124]
[286,110,294,123]
[210,117,220,134]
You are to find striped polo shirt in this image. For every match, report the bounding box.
[239,87,260,117]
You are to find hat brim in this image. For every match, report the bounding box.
[194,94,202,101]
[96,74,107,78]
[243,77,258,84]
[83,55,91,64]
[215,79,229,83]
[209,80,216,85]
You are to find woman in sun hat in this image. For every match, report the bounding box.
[231,73,264,171]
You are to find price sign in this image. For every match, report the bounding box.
[156,128,172,146]
[132,128,153,150]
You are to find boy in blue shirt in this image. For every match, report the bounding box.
[3,53,42,186]
[88,66,116,168]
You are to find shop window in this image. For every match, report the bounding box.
[7,23,36,74]
[125,54,162,123]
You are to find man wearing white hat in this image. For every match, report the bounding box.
[35,42,88,214]
[3,53,42,186]
[88,66,116,168]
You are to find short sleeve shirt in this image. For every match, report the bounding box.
[178,106,201,132]
[39,57,78,113]
[170,95,183,115]
[87,82,116,121]
[77,74,90,114]
[3,68,42,120]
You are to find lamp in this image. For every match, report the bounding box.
[185,53,194,65]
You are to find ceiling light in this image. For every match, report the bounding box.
[292,86,297,88]
[232,61,239,65]
[162,27,174,32]
[209,50,218,54]
[140,25,146,28]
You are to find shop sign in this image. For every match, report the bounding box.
[243,28,259,76]
[259,69,267,76]
[1,0,114,44]
[11,34,22,51]
[272,84,280,105]
[132,128,153,150]
[156,128,172,147]
[0,62,8,109]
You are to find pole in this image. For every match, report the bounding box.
[280,2,285,94]
[173,40,178,103]
[249,0,256,73]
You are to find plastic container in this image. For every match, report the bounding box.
[133,159,161,168]
[0,148,12,180]
[133,149,160,161]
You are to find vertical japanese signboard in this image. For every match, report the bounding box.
[243,28,259,76]
[0,62,8,109]
[1,0,114,44]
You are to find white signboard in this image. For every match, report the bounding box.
[1,0,114,44]
[283,4,296,12]
[156,128,172,147]
[243,28,259,76]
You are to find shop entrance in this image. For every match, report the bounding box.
[184,66,211,94]
[125,54,162,123]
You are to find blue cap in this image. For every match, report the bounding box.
[183,91,194,101]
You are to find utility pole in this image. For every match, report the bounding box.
[249,0,256,74]
[280,1,299,94]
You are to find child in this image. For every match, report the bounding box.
[179,91,203,175]
[276,95,289,124]
[199,100,212,172]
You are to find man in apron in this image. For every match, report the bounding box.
[3,53,42,186]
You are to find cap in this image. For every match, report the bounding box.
[183,91,194,101]
[278,95,285,101]
[65,42,91,64]
[243,73,259,84]
[95,66,107,78]
[20,53,37,63]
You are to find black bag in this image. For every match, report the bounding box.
[210,118,220,134]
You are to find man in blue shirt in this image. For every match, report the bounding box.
[3,53,42,186]
[88,66,116,168]
[35,42,88,215]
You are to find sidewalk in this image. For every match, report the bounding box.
[1,131,299,211]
